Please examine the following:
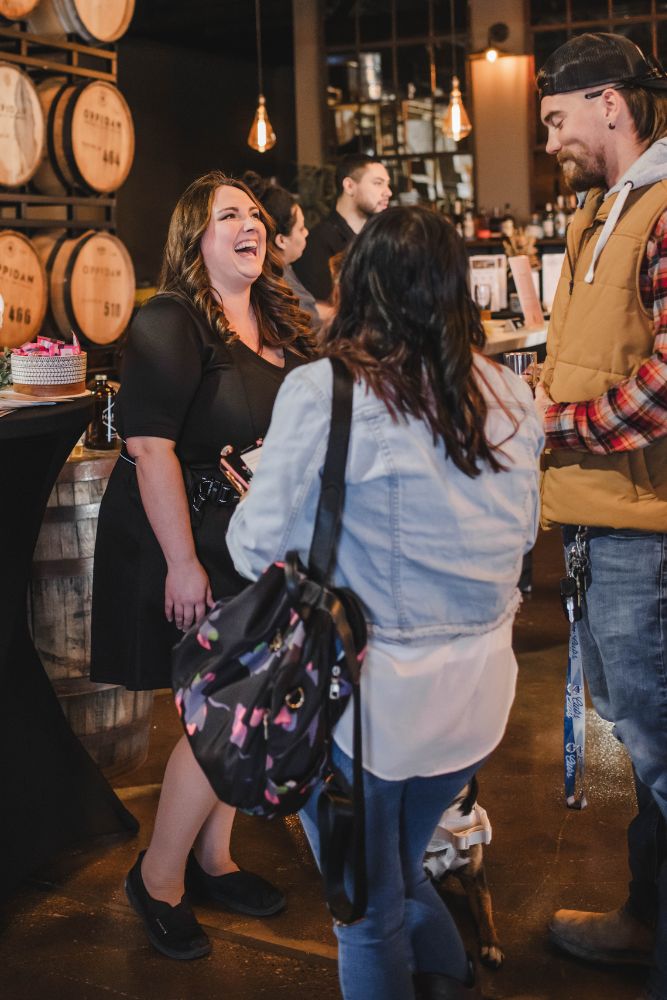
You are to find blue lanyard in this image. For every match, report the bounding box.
[564,621,587,809]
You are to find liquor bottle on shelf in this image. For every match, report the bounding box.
[566,193,578,224]
[450,197,464,237]
[525,212,544,240]
[476,207,491,239]
[542,202,555,238]
[84,374,119,450]
[555,195,568,237]
[500,203,515,238]
[489,205,502,238]
[463,203,476,240]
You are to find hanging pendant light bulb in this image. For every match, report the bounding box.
[442,75,472,142]
[441,2,472,143]
[247,0,276,153]
[248,94,276,153]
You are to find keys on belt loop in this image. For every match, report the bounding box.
[560,525,589,623]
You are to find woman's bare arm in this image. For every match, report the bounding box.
[126,436,213,631]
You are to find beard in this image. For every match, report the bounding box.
[357,195,388,218]
[558,148,607,191]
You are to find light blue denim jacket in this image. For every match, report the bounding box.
[227,357,543,643]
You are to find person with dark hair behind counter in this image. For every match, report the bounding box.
[292,152,392,317]
[243,171,321,331]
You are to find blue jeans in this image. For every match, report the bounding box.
[563,527,667,1000]
[299,743,482,1000]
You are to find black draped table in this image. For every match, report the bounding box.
[0,399,138,898]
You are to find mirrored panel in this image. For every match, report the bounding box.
[396,0,429,37]
[359,0,392,43]
[324,0,356,47]
[613,0,651,14]
[611,20,653,54]
[530,0,566,26]
[570,0,610,20]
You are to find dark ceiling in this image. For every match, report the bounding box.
[128,0,295,63]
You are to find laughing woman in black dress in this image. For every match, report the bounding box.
[91,171,313,959]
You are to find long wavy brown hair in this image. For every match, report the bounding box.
[158,171,314,356]
[321,205,517,477]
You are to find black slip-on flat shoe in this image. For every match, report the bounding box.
[186,852,286,917]
[125,851,211,960]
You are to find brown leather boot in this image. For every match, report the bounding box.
[549,906,654,966]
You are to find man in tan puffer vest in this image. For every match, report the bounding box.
[535,32,667,1000]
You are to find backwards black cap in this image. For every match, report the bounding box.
[537,32,667,100]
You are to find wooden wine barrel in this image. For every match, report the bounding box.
[29,449,154,779]
[32,77,135,196]
[27,0,135,43]
[0,230,48,348]
[0,0,40,17]
[34,229,135,344]
[0,62,45,188]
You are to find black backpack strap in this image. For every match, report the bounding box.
[317,597,368,924]
[304,356,367,924]
[308,357,353,586]
[317,618,366,924]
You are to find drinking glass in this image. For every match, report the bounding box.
[503,350,540,391]
[474,282,492,311]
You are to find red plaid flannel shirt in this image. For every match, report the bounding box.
[545,207,667,453]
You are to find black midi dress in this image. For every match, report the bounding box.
[90,294,305,691]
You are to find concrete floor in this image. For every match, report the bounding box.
[0,529,650,1000]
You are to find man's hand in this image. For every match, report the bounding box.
[534,382,552,429]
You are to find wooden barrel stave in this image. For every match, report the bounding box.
[32,76,134,196]
[0,0,41,17]
[0,61,45,188]
[27,0,135,43]
[29,450,154,778]
[0,230,48,348]
[34,229,136,345]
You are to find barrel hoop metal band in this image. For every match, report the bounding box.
[42,503,101,522]
[56,458,117,483]
[31,556,93,579]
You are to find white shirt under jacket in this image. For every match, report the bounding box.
[227,357,543,781]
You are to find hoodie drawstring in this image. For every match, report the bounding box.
[584,181,633,284]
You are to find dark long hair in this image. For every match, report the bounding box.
[321,205,514,477]
[242,171,297,237]
[158,170,314,356]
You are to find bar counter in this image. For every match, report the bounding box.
[483,322,548,356]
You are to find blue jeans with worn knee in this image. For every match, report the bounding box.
[563,527,667,1000]
[299,742,481,1000]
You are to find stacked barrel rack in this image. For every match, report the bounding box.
[1,2,155,779]
[0,0,136,376]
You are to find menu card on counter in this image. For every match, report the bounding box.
[468,254,508,312]
[508,255,544,329]
[541,251,566,313]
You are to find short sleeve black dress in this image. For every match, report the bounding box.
[90,294,305,691]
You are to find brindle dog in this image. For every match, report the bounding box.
[423,777,504,969]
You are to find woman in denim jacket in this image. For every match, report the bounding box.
[227,206,543,1000]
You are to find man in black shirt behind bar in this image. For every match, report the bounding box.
[293,153,392,315]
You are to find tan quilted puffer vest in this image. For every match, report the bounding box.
[541,181,667,530]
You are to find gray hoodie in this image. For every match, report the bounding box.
[582,136,667,283]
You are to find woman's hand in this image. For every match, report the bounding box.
[127,436,214,632]
[534,382,552,429]
[165,556,214,631]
